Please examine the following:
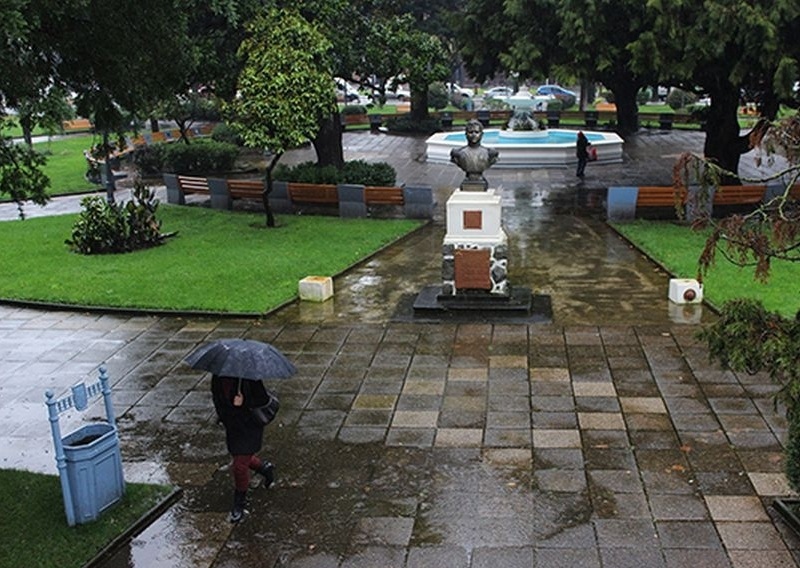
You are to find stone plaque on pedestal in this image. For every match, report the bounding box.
[454,249,491,289]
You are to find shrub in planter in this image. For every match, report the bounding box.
[66,179,170,255]
[162,139,239,174]
[428,82,449,111]
[546,99,563,112]
[342,160,396,186]
[342,104,368,115]
[274,159,397,186]
[666,88,697,110]
[132,143,167,175]
[384,115,441,134]
[211,122,244,146]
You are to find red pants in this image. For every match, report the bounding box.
[231,454,264,492]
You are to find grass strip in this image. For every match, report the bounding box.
[0,469,173,568]
[0,205,423,313]
[611,220,800,317]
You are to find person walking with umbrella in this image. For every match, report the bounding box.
[186,338,296,523]
[211,374,276,523]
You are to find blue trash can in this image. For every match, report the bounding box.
[46,366,126,526]
[61,422,125,524]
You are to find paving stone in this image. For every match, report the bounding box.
[598,547,666,568]
[726,550,798,568]
[405,545,469,568]
[534,548,600,568]
[532,429,581,449]
[716,521,787,549]
[663,548,732,568]
[748,472,795,497]
[447,367,488,381]
[704,495,770,521]
[470,545,534,568]
[620,397,667,414]
[534,469,587,493]
[593,519,659,547]
[435,428,483,448]
[573,381,617,397]
[578,412,626,430]
[533,448,584,470]
[648,494,709,520]
[588,469,644,493]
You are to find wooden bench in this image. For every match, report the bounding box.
[712,185,765,205]
[288,183,339,205]
[63,118,93,132]
[607,184,766,221]
[176,175,211,196]
[364,186,404,206]
[635,186,687,207]
[227,179,265,200]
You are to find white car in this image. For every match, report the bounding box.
[484,86,514,99]
[446,82,475,98]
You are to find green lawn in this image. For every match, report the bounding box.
[0,205,423,313]
[0,469,174,568]
[35,134,98,195]
[611,220,800,317]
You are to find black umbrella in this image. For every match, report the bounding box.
[184,338,296,381]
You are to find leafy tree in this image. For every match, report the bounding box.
[0,130,50,218]
[43,0,193,201]
[684,114,800,489]
[558,0,656,134]
[226,8,335,227]
[632,0,800,182]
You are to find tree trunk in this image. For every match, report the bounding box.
[262,153,281,228]
[150,118,160,132]
[102,131,116,203]
[703,87,743,184]
[612,82,640,136]
[312,113,343,168]
[410,85,429,122]
[21,114,33,147]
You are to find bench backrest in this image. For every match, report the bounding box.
[288,183,339,204]
[365,186,404,206]
[636,186,687,207]
[712,185,765,205]
[227,179,265,199]
[177,175,210,194]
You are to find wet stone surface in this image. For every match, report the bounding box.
[3,130,800,566]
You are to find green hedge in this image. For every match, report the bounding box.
[132,139,239,175]
[274,159,396,186]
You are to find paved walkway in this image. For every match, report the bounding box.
[1,128,798,567]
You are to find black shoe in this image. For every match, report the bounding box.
[230,490,247,523]
[257,462,275,488]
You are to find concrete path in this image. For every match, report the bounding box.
[1,128,798,567]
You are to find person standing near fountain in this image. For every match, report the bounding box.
[576,131,591,178]
[450,119,499,191]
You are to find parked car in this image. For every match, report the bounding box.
[483,86,514,99]
[334,77,361,103]
[536,85,577,108]
[446,82,475,98]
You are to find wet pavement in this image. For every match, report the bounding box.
[1,128,799,567]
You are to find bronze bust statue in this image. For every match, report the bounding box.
[450,119,499,191]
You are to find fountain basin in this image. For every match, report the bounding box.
[426,128,624,169]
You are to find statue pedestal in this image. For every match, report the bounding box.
[441,189,508,295]
[410,189,547,321]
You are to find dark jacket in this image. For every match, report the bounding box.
[211,375,269,455]
[576,132,590,158]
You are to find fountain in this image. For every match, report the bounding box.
[426,118,624,168]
